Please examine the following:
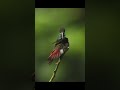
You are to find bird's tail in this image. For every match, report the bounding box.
[48,48,61,64]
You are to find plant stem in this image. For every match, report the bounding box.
[49,58,61,82]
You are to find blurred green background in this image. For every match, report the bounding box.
[35,8,85,82]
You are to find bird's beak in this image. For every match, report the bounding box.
[61,32,64,39]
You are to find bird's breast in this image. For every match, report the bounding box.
[60,49,64,54]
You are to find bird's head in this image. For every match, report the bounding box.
[59,27,65,39]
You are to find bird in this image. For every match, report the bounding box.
[48,27,69,64]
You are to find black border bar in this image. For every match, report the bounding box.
[35,0,85,8]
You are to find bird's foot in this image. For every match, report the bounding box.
[55,59,60,65]
[55,62,59,65]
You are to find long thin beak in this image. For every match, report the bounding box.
[61,32,64,39]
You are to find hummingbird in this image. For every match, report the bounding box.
[48,27,69,64]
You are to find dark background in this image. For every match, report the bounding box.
[0,0,120,90]
[0,0,35,90]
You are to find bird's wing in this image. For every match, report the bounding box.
[48,44,61,64]
[52,38,63,45]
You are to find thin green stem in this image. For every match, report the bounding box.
[49,58,61,82]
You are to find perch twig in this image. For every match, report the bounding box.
[49,58,61,82]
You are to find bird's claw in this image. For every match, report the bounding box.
[55,62,59,65]
[55,60,60,65]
